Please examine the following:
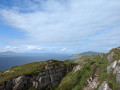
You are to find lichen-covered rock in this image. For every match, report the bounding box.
[38,71,49,77]
[52,81,59,87]
[98,81,112,90]
[114,63,120,83]
[107,52,115,62]
[74,65,81,73]
[45,65,53,70]
[5,80,13,90]
[116,73,120,83]
[39,74,51,86]
[50,73,60,82]
[13,76,28,90]
[49,70,55,74]
[32,81,38,88]
[117,60,120,67]
[84,69,99,90]
[107,66,111,74]
[110,60,117,69]
[113,66,120,74]
[13,82,24,90]
[0,61,74,90]
[107,60,117,73]
[106,60,120,84]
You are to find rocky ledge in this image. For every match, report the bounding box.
[0,60,75,90]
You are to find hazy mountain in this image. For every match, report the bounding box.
[0,51,70,57]
[79,51,102,56]
[0,51,17,56]
[72,51,103,56]
[71,51,103,60]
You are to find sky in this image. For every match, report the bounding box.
[0,0,120,54]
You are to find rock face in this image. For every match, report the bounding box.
[84,68,99,90]
[0,61,74,90]
[84,76,99,90]
[114,60,120,83]
[1,68,66,90]
[107,52,115,62]
[98,81,112,90]
[107,60,120,83]
[107,60,117,73]
[74,65,81,73]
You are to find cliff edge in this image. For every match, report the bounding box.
[0,60,76,90]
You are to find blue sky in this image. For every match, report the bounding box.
[0,0,120,53]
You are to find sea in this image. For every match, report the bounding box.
[0,54,74,71]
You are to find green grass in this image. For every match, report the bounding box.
[0,61,46,84]
[57,47,120,90]
[57,58,99,90]
[63,60,77,71]
[28,87,37,90]
[97,52,120,90]
[0,60,75,85]
[1,47,120,89]
[72,51,103,61]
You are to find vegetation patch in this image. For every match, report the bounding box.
[57,58,99,90]
[0,59,76,85]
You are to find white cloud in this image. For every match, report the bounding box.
[26,45,42,51]
[26,46,37,50]
[4,46,17,51]
[0,0,120,53]
[61,48,67,51]
[1,45,43,52]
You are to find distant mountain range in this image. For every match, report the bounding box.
[72,51,103,56]
[71,51,104,60]
[0,51,70,56]
[78,51,102,56]
[0,51,103,60]
[0,51,18,56]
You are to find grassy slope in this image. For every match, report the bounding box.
[57,57,100,90]
[0,60,75,85]
[57,47,120,90]
[97,47,120,90]
[72,51,103,61]
[0,47,120,89]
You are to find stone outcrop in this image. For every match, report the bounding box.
[107,60,117,73]
[73,62,87,73]
[0,68,66,90]
[84,76,99,90]
[84,68,99,90]
[107,60,120,83]
[114,60,120,83]
[107,52,115,62]
[74,65,81,73]
[98,81,112,90]
[0,60,74,90]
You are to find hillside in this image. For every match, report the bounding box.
[77,51,101,56]
[57,47,120,90]
[0,47,120,90]
[72,51,103,61]
[0,60,76,90]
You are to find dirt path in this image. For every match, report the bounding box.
[83,68,99,90]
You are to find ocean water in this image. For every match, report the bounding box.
[0,54,74,71]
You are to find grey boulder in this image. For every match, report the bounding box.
[98,81,112,90]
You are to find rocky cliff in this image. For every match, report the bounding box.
[56,46,120,90]
[0,60,75,90]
